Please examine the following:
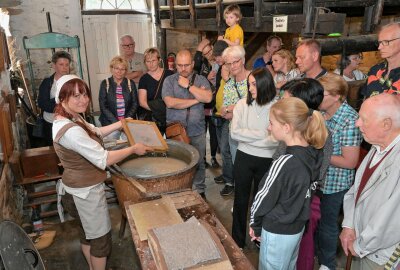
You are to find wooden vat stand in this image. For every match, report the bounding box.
[125,191,255,270]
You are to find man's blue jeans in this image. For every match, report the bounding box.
[215,120,233,186]
[316,189,348,269]
[189,133,206,193]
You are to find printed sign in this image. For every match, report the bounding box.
[273,16,288,32]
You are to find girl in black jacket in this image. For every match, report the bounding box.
[249,97,327,270]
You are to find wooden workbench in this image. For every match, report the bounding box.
[125,190,255,270]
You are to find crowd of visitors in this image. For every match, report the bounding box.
[37,7,400,268]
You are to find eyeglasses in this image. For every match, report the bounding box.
[176,64,192,69]
[224,59,241,68]
[375,37,400,46]
[350,55,363,61]
[202,48,212,57]
[121,43,135,48]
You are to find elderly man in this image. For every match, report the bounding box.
[162,49,212,199]
[296,39,327,79]
[119,34,145,84]
[340,94,400,269]
[362,22,400,98]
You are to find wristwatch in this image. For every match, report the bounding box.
[186,81,193,90]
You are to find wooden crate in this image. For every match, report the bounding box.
[20,147,60,178]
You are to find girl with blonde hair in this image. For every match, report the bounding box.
[250,97,328,269]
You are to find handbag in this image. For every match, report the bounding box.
[32,114,45,138]
[139,70,166,123]
[165,121,190,144]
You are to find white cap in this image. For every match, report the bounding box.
[55,74,80,104]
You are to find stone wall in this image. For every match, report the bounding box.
[9,0,88,91]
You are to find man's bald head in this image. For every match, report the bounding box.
[357,94,400,146]
[176,49,194,77]
[176,49,193,62]
[365,94,400,127]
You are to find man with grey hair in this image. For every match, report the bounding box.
[119,34,145,84]
[162,49,212,199]
[362,22,400,98]
[340,93,400,269]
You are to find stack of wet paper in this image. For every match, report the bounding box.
[148,216,233,270]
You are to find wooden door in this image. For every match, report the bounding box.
[82,14,154,112]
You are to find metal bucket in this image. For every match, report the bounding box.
[0,220,45,270]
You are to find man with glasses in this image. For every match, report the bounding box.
[362,22,400,98]
[162,49,213,199]
[119,35,145,85]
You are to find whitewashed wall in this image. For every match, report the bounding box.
[9,0,88,93]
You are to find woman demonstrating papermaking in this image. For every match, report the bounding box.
[53,75,152,270]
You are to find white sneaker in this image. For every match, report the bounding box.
[319,265,330,270]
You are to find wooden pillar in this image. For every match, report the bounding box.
[216,0,224,35]
[362,5,375,34]
[189,0,197,28]
[303,0,316,36]
[161,28,167,64]
[169,0,175,27]
[372,0,384,32]
[254,0,262,29]
[153,0,161,25]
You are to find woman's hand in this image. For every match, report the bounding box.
[132,143,153,155]
[249,227,261,242]
[207,71,216,81]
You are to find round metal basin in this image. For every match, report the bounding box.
[111,140,199,206]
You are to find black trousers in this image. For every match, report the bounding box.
[205,115,218,157]
[43,120,53,147]
[232,150,273,248]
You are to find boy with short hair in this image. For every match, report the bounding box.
[218,4,244,46]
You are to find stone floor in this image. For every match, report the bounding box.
[37,153,347,270]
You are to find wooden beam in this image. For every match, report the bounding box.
[160,13,346,35]
[293,34,378,55]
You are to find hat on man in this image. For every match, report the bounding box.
[55,74,80,104]
[213,40,229,57]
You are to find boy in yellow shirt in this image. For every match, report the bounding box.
[218,4,244,46]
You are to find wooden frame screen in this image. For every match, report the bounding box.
[122,119,168,152]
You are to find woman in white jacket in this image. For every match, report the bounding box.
[230,67,279,248]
